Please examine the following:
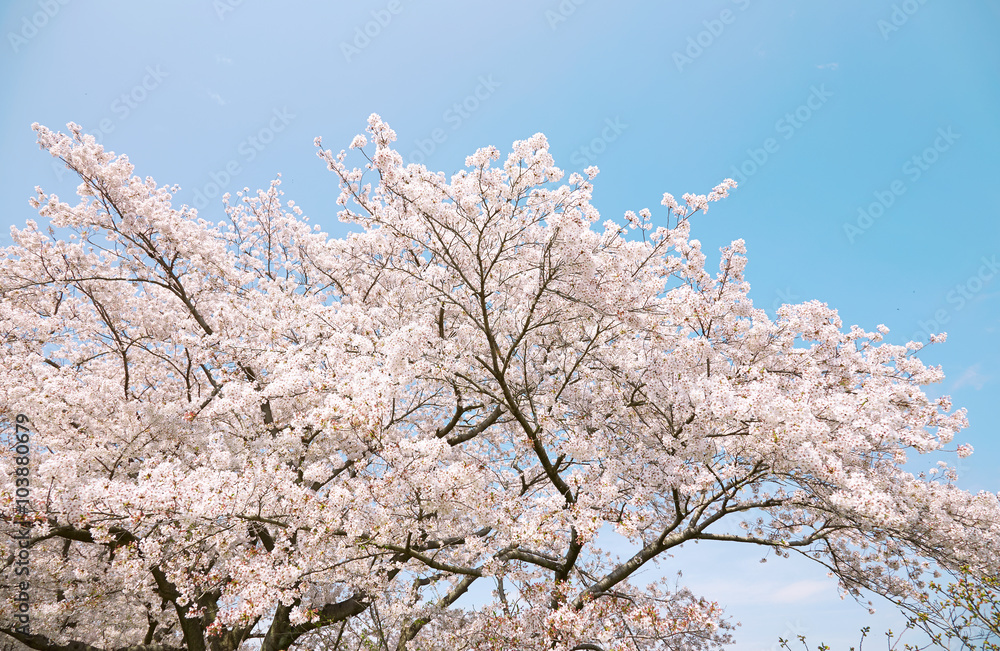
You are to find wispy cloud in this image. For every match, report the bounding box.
[208,91,226,106]
[817,62,839,70]
[216,55,233,65]
[688,576,834,606]
[952,364,989,391]
[771,580,830,604]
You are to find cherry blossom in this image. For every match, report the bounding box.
[1,115,997,651]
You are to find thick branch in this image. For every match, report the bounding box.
[0,628,183,651]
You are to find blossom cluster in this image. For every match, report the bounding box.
[0,116,995,651]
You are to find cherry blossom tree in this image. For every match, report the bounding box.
[1,115,998,651]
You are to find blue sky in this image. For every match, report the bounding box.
[2,1,998,648]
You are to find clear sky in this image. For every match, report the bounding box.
[2,1,998,648]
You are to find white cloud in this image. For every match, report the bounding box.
[951,363,989,391]
[686,575,833,606]
[770,579,830,604]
